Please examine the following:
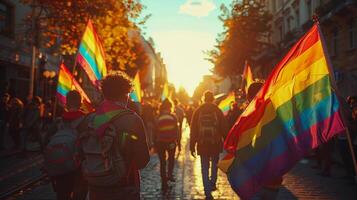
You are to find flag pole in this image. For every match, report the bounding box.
[316,17,357,180]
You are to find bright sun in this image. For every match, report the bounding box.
[151,30,215,96]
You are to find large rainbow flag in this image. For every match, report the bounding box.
[218,92,235,116]
[130,73,142,102]
[76,19,107,87]
[218,24,345,199]
[56,63,93,113]
[242,61,254,95]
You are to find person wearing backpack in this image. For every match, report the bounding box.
[44,90,86,200]
[79,72,149,200]
[154,99,179,191]
[190,91,228,200]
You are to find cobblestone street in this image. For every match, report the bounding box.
[10,123,357,200]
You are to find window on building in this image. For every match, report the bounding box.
[348,19,356,49]
[295,9,300,27]
[0,1,14,37]
[331,29,338,56]
[306,0,312,19]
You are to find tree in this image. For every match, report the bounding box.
[176,86,190,105]
[20,0,149,71]
[207,0,272,77]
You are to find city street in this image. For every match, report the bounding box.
[3,122,356,200]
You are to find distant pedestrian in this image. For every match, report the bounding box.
[155,99,179,191]
[44,90,86,200]
[7,98,24,150]
[173,99,184,151]
[190,91,228,199]
[226,102,242,129]
[79,72,149,200]
[23,96,43,149]
[0,93,10,149]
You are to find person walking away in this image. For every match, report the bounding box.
[44,90,87,200]
[190,91,228,199]
[173,99,184,152]
[226,102,242,129]
[23,96,43,150]
[155,99,179,191]
[79,72,149,200]
[0,93,10,150]
[7,98,24,151]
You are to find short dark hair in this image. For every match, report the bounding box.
[66,90,81,109]
[160,99,172,113]
[247,82,263,101]
[203,90,214,103]
[102,71,133,101]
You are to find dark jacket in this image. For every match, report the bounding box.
[190,103,228,156]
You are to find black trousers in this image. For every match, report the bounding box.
[156,142,176,183]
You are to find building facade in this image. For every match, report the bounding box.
[264,0,357,98]
[0,0,59,101]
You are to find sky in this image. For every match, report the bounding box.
[141,0,231,96]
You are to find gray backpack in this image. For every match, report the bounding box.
[80,110,131,187]
[44,118,83,177]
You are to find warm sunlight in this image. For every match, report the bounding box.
[151,30,215,96]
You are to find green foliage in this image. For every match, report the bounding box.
[207,0,272,77]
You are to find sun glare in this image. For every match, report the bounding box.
[151,30,215,96]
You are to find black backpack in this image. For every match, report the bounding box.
[198,110,221,145]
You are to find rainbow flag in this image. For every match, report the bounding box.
[130,73,142,102]
[161,82,169,101]
[56,63,93,113]
[218,92,235,116]
[242,61,254,95]
[76,19,107,87]
[218,24,345,199]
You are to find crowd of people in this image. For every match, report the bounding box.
[1,71,357,200]
[0,93,54,153]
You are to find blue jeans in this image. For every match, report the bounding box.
[200,154,219,196]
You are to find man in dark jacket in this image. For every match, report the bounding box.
[84,72,149,200]
[190,91,228,199]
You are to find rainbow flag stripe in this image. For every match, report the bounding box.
[242,62,254,95]
[77,19,107,87]
[56,63,93,113]
[219,24,345,199]
[161,82,169,101]
[218,92,235,116]
[130,73,142,102]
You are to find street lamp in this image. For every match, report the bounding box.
[42,70,56,100]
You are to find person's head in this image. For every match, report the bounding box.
[10,97,24,109]
[160,99,172,113]
[2,93,10,103]
[247,82,264,102]
[203,90,214,103]
[32,96,42,106]
[102,71,133,102]
[66,90,82,110]
[173,99,179,106]
[231,102,238,110]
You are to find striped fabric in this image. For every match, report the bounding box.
[242,61,254,95]
[76,19,107,87]
[218,24,345,199]
[56,63,93,113]
[218,92,235,116]
[157,114,178,142]
[130,73,142,102]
